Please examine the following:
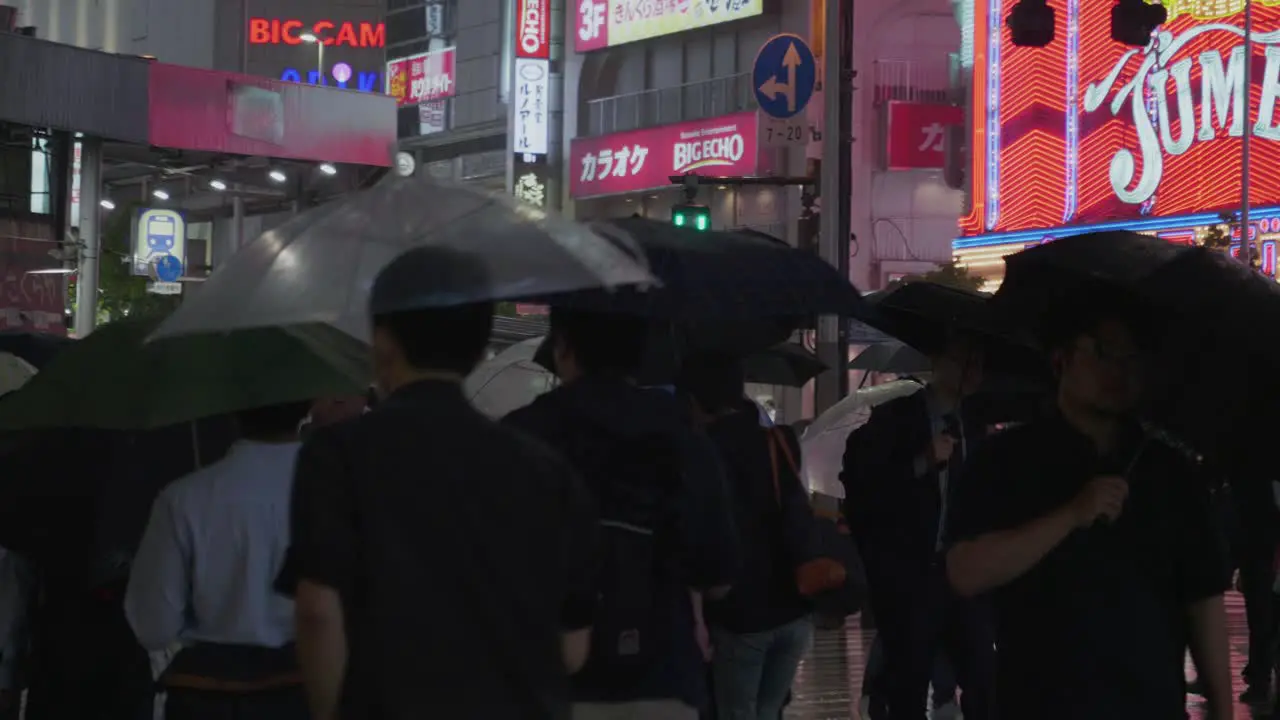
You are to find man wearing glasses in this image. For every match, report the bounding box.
[947,298,1233,719]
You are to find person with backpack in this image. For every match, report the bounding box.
[675,353,813,720]
[505,309,741,720]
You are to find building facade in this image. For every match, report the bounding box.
[952,0,1276,289]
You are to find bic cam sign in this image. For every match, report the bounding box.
[248,18,385,47]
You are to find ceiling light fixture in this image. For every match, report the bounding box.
[100,199,116,210]
[209,179,227,191]
[268,170,287,183]
[319,163,337,176]
[152,189,170,201]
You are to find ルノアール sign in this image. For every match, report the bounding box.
[517,0,550,59]
[248,18,385,47]
[569,112,759,197]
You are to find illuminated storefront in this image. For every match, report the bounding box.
[954,0,1280,287]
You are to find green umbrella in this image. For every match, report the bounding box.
[0,317,369,430]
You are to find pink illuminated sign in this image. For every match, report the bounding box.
[569,112,759,198]
[386,48,456,108]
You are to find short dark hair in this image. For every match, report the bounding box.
[676,351,745,413]
[236,401,312,439]
[372,303,494,375]
[548,308,648,375]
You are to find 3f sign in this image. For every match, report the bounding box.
[579,0,605,41]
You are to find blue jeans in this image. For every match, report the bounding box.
[710,617,813,720]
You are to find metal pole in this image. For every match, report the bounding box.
[74,138,102,337]
[815,0,853,414]
[318,42,325,84]
[232,196,245,249]
[1241,0,1255,268]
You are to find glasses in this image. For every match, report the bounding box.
[1081,336,1143,371]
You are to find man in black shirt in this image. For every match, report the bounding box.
[277,247,597,720]
[947,305,1233,719]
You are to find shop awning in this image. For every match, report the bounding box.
[0,33,150,144]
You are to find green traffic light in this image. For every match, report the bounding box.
[695,214,709,231]
[673,213,687,227]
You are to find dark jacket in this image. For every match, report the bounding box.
[702,405,811,634]
[840,390,985,595]
[505,375,740,708]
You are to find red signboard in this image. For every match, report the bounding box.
[248,18,384,47]
[386,49,457,108]
[0,227,66,335]
[885,101,962,170]
[516,0,550,59]
[570,112,759,198]
[962,0,1280,236]
[148,63,395,167]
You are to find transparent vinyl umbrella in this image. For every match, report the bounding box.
[465,338,557,419]
[151,176,657,342]
[0,352,35,397]
[800,379,926,499]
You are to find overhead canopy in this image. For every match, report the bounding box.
[0,33,149,144]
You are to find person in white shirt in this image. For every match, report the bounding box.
[125,401,311,720]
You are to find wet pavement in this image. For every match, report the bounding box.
[786,592,1263,719]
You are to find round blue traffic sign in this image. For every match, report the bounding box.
[752,34,818,120]
[154,254,184,283]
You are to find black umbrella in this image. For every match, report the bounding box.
[536,218,866,320]
[854,282,1008,354]
[993,230,1280,461]
[0,332,76,369]
[847,341,931,374]
[531,322,801,386]
[742,343,827,387]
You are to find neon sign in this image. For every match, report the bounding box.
[960,0,1280,237]
[248,18,385,47]
[281,67,381,92]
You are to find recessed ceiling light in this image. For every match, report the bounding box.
[100,199,116,210]
[717,185,728,190]
[152,189,170,201]
[319,163,337,176]
[209,179,227,191]
[27,268,75,275]
[268,170,287,183]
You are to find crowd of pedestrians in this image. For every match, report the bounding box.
[0,243,1266,720]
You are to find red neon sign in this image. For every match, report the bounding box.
[961,1,1280,237]
[247,18,385,48]
[516,0,550,59]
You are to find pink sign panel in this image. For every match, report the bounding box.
[570,112,759,198]
[885,101,962,170]
[386,48,456,108]
[148,63,395,167]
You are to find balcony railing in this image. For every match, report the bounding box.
[584,72,754,137]
[872,59,957,105]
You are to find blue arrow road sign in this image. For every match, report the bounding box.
[752,34,817,120]
[154,254,184,283]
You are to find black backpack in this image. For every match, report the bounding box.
[569,424,684,686]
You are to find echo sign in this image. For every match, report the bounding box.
[517,0,550,58]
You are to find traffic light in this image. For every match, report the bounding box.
[1007,0,1055,47]
[1111,0,1166,46]
[672,204,712,231]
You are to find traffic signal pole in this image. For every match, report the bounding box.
[814,0,854,414]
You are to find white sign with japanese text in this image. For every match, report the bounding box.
[514,58,550,156]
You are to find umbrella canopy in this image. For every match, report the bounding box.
[848,341,931,374]
[465,338,557,419]
[854,282,1010,354]
[0,353,35,397]
[993,231,1280,460]
[536,218,866,320]
[0,332,75,368]
[0,318,370,430]
[800,380,926,498]
[150,175,657,341]
[742,343,827,387]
